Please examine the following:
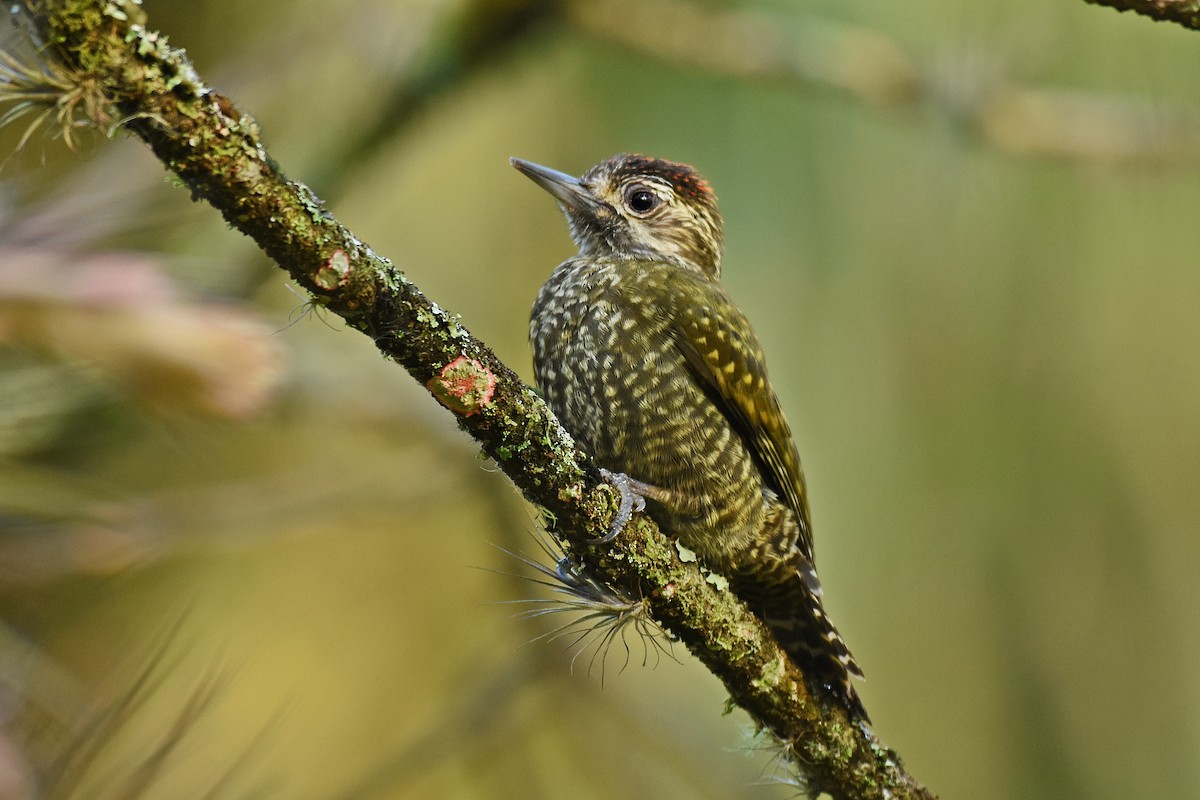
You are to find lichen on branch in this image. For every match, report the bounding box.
[1083,0,1200,29]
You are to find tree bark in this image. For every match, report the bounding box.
[1083,0,1200,29]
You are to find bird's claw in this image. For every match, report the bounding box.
[596,468,646,543]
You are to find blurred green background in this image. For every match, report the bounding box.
[2,0,1198,797]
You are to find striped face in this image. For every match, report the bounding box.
[571,154,726,280]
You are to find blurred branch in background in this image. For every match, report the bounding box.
[318,0,560,194]
[569,0,920,109]
[0,247,283,419]
[0,143,284,581]
[199,0,1200,209]
[569,0,1200,165]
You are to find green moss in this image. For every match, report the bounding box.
[446,314,467,339]
[752,653,786,692]
[556,482,582,502]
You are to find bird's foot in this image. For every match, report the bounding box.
[596,468,648,543]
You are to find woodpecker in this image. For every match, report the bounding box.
[512,153,866,720]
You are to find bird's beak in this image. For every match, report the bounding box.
[510,157,604,214]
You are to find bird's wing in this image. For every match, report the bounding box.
[669,279,815,563]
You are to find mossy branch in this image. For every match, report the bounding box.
[17,1,934,797]
[1083,0,1200,29]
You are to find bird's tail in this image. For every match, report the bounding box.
[729,518,868,721]
[759,569,868,722]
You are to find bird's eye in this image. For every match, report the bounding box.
[626,186,658,214]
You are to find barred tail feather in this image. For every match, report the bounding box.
[762,577,869,722]
[731,532,868,721]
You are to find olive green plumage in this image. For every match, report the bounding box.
[513,153,866,720]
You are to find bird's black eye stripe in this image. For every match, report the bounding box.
[626,186,658,213]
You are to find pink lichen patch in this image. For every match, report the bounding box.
[427,356,496,416]
[313,249,351,290]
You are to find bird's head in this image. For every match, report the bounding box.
[511,153,725,280]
